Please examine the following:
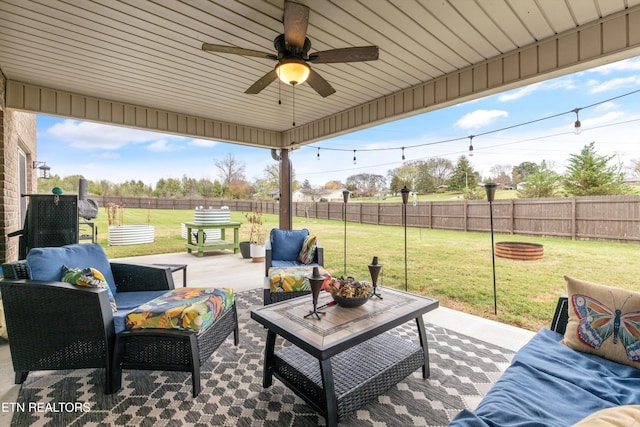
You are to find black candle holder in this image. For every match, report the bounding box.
[304,267,326,320]
[367,256,383,299]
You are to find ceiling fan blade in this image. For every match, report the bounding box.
[306,69,336,98]
[245,69,278,94]
[309,46,379,63]
[202,43,276,60]
[283,1,309,50]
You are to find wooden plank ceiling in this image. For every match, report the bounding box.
[1,0,640,149]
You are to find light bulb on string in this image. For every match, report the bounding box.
[353,150,357,165]
[317,147,320,160]
[401,147,406,161]
[468,136,474,157]
[573,108,582,135]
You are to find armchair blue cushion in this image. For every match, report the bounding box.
[27,243,117,295]
[24,244,173,333]
[270,228,309,262]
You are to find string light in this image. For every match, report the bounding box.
[305,87,640,164]
[573,108,582,135]
[317,147,320,160]
[297,116,640,178]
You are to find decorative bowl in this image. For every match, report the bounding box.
[327,278,372,308]
[331,292,369,308]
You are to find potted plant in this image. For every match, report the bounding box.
[240,209,259,259]
[244,208,267,262]
[239,241,252,259]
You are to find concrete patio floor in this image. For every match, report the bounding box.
[0,249,535,425]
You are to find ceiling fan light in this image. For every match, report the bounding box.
[276,60,310,85]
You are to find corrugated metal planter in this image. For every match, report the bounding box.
[181,208,231,242]
[108,225,155,246]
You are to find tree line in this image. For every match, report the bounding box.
[39,143,636,199]
[341,142,633,199]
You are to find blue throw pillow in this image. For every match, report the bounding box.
[26,243,117,295]
[271,229,309,261]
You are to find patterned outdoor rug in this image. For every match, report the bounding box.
[11,289,514,427]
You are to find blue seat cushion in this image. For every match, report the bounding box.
[26,243,117,295]
[114,290,170,311]
[271,260,320,269]
[270,229,309,261]
[449,328,640,426]
[113,290,169,333]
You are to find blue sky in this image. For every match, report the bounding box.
[36,56,640,188]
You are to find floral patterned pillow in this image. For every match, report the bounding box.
[61,265,118,313]
[298,235,317,264]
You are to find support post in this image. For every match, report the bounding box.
[278,148,292,230]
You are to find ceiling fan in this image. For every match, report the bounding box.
[201,1,379,97]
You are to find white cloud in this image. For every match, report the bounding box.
[498,79,576,101]
[593,101,618,112]
[46,120,172,150]
[588,58,640,75]
[498,85,541,101]
[147,140,176,152]
[582,111,625,128]
[189,138,220,148]
[455,110,508,129]
[589,75,640,93]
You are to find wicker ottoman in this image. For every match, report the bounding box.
[112,289,239,397]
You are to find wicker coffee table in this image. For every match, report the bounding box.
[250,287,438,427]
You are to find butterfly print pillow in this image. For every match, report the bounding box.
[563,276,640,369]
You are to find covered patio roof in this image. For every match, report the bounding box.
[2,1,640,149]
[2,1,640,229]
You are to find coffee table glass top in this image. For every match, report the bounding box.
[251,287,438,354]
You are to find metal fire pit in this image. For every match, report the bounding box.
[495,242,544,261]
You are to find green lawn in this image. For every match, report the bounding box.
[95,207,640,332]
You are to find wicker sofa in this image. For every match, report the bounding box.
[0,243,238,396]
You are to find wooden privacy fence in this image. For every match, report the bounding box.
[93,195,640,242]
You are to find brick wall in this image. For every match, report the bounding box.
[0,72,38,263]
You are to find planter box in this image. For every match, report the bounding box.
[108,225,155,246]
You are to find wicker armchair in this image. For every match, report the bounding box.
[264,228,324,304]
[265,229,324,276]
[0,258,174,394]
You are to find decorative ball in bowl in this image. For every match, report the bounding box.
[326,277,372,308]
